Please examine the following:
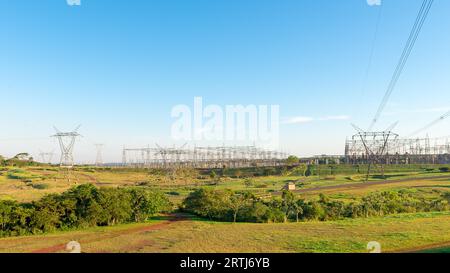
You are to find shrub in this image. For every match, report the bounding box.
[182,189,450,224]
[263,168,277,176]
[182,188,231,220]
[129,188,172,222]
[6,169,27,179]
[31,183,50,190]
[0,184,172,238]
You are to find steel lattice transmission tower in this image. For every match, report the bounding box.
[351,123,399,181]
[52,126,81,167]
[39,151,55,164]
[94,144,104,166]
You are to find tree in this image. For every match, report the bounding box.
[96,188,132,226]
[14,153,32,161]
[302,200,326,221]
[32,194,67,230]
[183,189,229,220]
[64,183,102,227]
[210,170,217,180]
[0,201,16,232]
[244,178,254,188]
[29,207,60,233]
[281,190,296,223]
[128,188,172,222]
[286,155,299,166]
[229,193,250,223]
[293,200,305,222]
[304,164,313,177]
[263,167,276,176]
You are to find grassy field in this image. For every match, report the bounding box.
[2,165,450,204]
[1,212,449,253]
[422,247,450,253]
[1,165,450,253]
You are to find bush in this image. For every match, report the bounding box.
[6,169,27,179]
[263,168,277,176]
[182,189,231,220]
[238,202,271,223]
[0,184,172,238]
[31,183,50,190]
[182,189,450,224]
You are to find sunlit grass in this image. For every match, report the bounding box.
[1,212,449,253]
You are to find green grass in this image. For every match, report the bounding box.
[421,247,450,253]
[1,165,450,253]
[1,211,449,253]
[1,166,450,204]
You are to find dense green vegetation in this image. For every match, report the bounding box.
[0,154,39,168]
[0,184,172,237]
[182,188,450,223]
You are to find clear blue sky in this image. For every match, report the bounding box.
[1,0,450,163]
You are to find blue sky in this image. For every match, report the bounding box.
[1,0,450,163]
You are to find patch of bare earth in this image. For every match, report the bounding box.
[30,214,190,253]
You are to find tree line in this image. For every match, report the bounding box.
[182,188,450,223]
[0,184,172,237]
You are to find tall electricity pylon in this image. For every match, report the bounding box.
[39,151,55,164]
[52,125,81,167]
[351,123,399,181]
[95,144,104,166]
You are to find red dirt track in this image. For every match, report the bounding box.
[30,214,189,253]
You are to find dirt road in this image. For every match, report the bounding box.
[30,214,189,253]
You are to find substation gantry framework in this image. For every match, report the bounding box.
[122,144,288,169]
[345,125,450,167]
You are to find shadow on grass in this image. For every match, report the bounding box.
[420,247,450,253]
[149,213,200,222]
[150,215,174,221]
[413,185,450,189]
[370,174,408,180]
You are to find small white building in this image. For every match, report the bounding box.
[283,182,296,191]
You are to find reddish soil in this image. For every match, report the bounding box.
[30,214,189,253]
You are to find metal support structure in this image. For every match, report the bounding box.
[39,151,54,164]
[121,144,288,169]
[95,144,104,166]
[349,124,399,181]
[51,126,81,167]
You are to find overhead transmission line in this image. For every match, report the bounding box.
[368,0,435,131]
[408,110,450,137]
[360,4,384,98]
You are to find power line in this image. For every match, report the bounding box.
[368,0,434,131]
[409,110,450,137]
[360,4,384,98]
